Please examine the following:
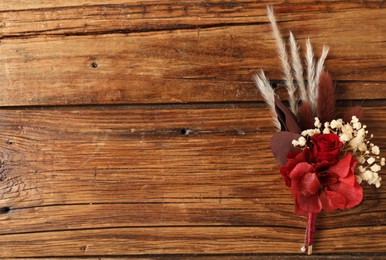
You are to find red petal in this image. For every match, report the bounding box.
[329,182,363,209]
[328,153,352,178]
[301,173,321,195]
[339,172,356,186]
[315,160,334,172]
[296,194,322,214]
[295,200,307,215]
[289,162,315,180]
[295,148,312,162]
[320,190,346,211]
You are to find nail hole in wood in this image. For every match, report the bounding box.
[6,139,13,144]
[180,128,192,135]
[0,207,10,214]
[91,62,98,68]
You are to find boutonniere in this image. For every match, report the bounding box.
[255,6,384,255]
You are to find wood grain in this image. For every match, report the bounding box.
[0,107,385,257]
[1,226,386,257]
[0,0,385,258]
[0,1,385,106]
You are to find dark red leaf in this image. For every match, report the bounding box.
[270,132,301,166]
[274,96,301,133]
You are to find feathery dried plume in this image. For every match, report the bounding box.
[298,102,314,130]
[289,32,307,103]
[267,6,297,114]
[306,38,316,109]
[343,106,363,122]
[313,45,329,98]
[316,71,335,123]
[254,70,281,131]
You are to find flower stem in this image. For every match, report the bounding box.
[306,213,317,255]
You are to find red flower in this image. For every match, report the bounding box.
[280,149,312,187]
[311,134,343,162]
[282,152,363,214]
[319,153,363,211]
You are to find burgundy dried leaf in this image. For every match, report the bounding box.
[343,106,363,122]
[299,101,314,130]
[270,131,301,166]
[317,71,335,123]
[274,96,301,134]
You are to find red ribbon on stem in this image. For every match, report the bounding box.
[306,213,316,255]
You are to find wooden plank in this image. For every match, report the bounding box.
[1,226,386,257]
[0,2,385,106]
[0,1,385,258]
[1,196,385,236]
[0,107,385,207]
[0,1,383,36]
[18,257,385,260]
[0,107,386,257]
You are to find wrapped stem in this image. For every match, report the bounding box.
[306,213,317,255]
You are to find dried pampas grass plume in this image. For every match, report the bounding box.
[314,45,330,100]
[289,32,307,103]
[254,70,281,131]
[255,6,331,132]
[267,6,297,114]
[306,38,316,108]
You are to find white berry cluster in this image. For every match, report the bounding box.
[292,116,383,188]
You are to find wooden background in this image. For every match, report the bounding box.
[0,0,385,258]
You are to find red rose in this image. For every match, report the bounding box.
[282,152,363,214]
[311,134,343,162]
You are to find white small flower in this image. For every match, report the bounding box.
[358,165,366,173]
[301,129,320,137]
[357,143,367,152]
[381,158,385,166]
[356,175,363,184]
[314,117,321,128]
[292,140,299,147]
[376,181,381,188]
[339,134,350,143]
[367,157,376,165]
[371,146,380,155]
[352,122,362,130]
[351,116,359,123]
[358,156,366,164]
[323,128,330,134]
[363,170,373,181]
[370,164,381,172]
[341,123,353,137]
[298,136,306,146]
[330,119,341,129]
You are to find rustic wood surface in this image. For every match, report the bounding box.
[0,0,385,258]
